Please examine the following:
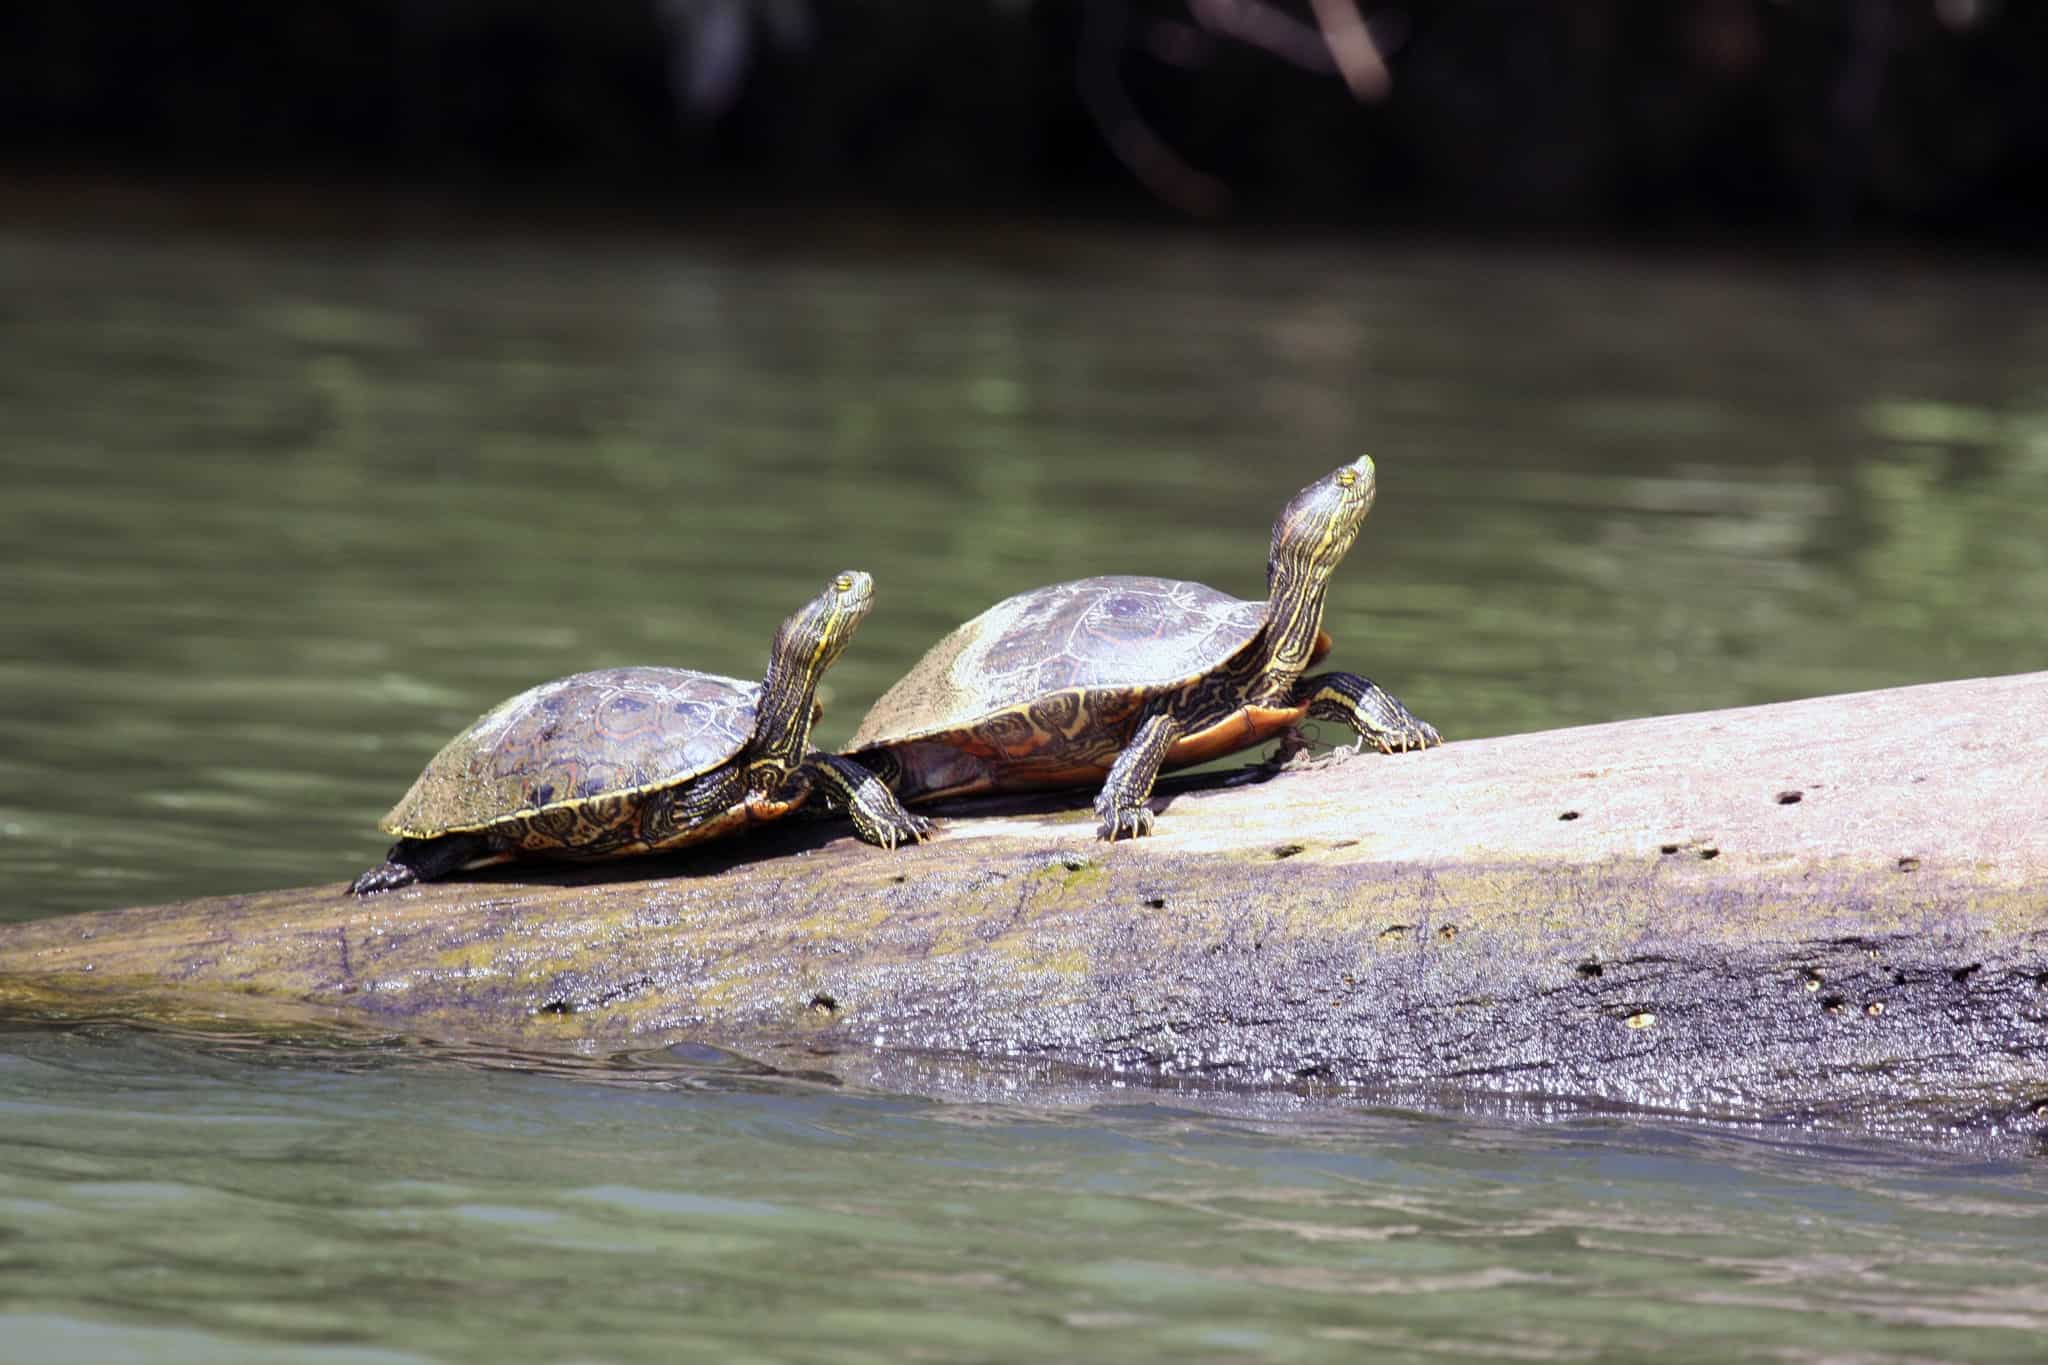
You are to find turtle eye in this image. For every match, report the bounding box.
[1336,469,1357,488]
[834,574,854,593]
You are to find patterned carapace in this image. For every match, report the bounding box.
[382,666,763,839]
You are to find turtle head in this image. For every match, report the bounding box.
[1268,455,1377,590]
[752,571,875,777]
[774,570,876,674]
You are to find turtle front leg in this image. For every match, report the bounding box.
[347,832,509,896]
[1095,710,1184,841]
[651,763,751,840]
[805,752,933,850]
[1293,671,1441,753]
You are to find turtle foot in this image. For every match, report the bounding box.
[345,833,495,894]
[347,860,418,896]
[1300,673,1443,757]
[819,755,936,851]
[1354,723,1441,754]
[873,809,936,851]
[1401,717,1445,750]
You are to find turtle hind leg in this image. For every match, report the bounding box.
[1293,671,1441,752]
[806,753,933,850]
[346,833,507,896]
[1094,710,1184,841]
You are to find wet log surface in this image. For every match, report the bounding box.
[3,672,2045,1150]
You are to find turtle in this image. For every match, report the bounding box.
[347,570,930,894]
[842,455,1440,841]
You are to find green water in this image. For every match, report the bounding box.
[2,228,2046,1360]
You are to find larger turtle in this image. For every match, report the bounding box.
[348,571,928,894]
[843,456,1439,841]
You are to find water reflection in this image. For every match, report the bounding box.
[0,1014,2044,1362]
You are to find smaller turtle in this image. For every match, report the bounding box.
[348,571,928,894]
[844,455,1439,841]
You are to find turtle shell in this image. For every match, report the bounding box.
[848,575,1268,749]
[381,666,760,838]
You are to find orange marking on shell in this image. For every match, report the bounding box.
[1167,705,1307,766]
[1011,763,1122,787]
[746,791,804,821]
[948,731,1060,762]
[654,806,750,848]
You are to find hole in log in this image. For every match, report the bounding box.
[1802,971,1822,991]
[1272,843,1307,860]
[891,874,908,884]
[1659,844,1681,855]
[1897,856,1921,872]
[1294,1063,1332,1079]
[1437,924,1459,942]
[1951,964,1980,983]
[1865,1000,1885,1017]
[1821,995,1846,1014]
[539,999,574,1015]
[1698,847,1721,860]
[1776,790,1803,804]
[1624,1011,1655,1030]
[808,993,838,1015]
[1558,810,1581,822]
[1379,924,1409,941]
[1144,896,1167,910]
[1577,962,1603,979]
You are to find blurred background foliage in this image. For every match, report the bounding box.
[1,0,2042,240]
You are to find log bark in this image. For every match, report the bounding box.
[3,672,2045,1149]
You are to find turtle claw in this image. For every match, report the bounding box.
[1360,717,1440,754]
[879,811,936,850]
[1095,803,1155,842]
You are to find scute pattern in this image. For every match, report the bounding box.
[849,576,1264,746]
[382,666,760,836]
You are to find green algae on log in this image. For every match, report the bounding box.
[2,671,2044,1149]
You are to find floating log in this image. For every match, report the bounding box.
[3,672,2044,1150]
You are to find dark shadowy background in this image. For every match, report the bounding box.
[2,0,2042,243]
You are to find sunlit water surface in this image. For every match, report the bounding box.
[2,228,2045,1360]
